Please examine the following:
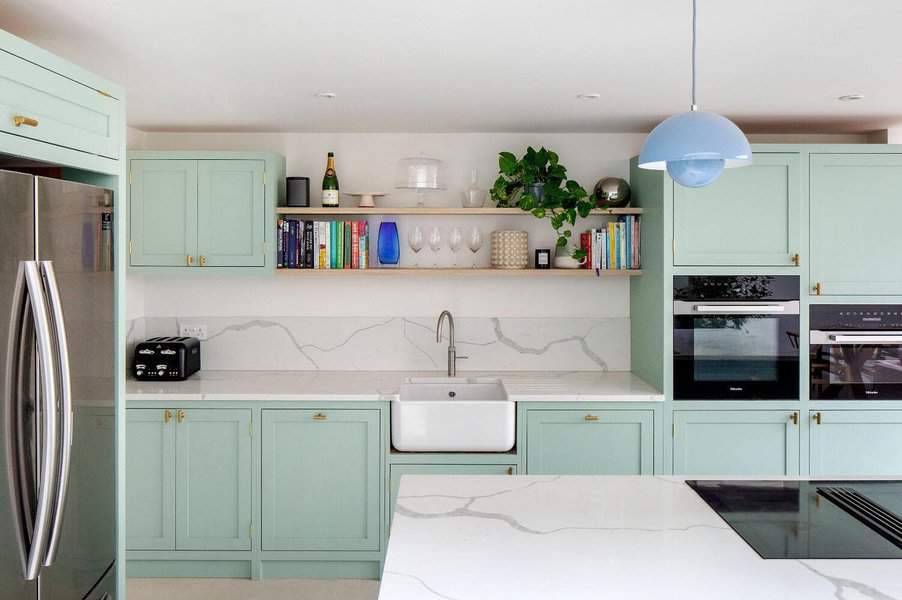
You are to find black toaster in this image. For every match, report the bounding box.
[133,337,201,381]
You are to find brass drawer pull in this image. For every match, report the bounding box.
[164,409,173,424]
[790,412,799,425]
[814,282,822,295]
[312,412,327,421]
[813,411,822,425]
[506,467,514,475]
[199,255,207,267]
[584,414,599,422]
[13,115,39,127]
[176,409,186,423]
[186,255,194,266]
[791,253,800,266]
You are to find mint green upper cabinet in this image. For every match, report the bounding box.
[126,409,175,550]
[0,48,120,159]
[673,410,800,476]
[526,409,653,474]
[175,409,252,551]
[197,160,265,267]
[129,159,198,267]
[673,153,800,266]
[262,409,381,551]
[810,410,902,476]
[810,154,902,295]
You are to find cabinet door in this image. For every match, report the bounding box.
[129,159,198,267]
[175,409,252,550]
[810,410,902,476]
[0,49,121,159]
[389,464,517,522]
[126,409,175,550]
[673,153,800,266]
[810,154,902,295]
[526,410,653,474]
[673,410,800,476]
[196,160,266,267]
[262,409,381,551]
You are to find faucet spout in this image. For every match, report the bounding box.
[436,310,464,377]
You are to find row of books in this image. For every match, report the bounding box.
[277,219,370,269]
[580,216,640,271]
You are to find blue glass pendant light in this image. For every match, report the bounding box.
[638,0,751,187]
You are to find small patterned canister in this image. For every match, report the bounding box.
[490,230,529,269]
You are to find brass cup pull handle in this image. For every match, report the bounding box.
[164,409,173,424]
[176,409,186,423]
[199,255,207,267]
[790,412,799,425]
[13,115,39,127]
[312,412,327,421]
[186,255,194,266]
[813,411,822,425]
[584,415,599,422]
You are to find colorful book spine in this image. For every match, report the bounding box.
[287,220,297,268]
[328,221,335,268]
[344,221,351,268]
[360,220,369,269]
[351,222,359,268]
[305,221,314,268]
[580,232,591,269]
[319,222,327,268]
[277,219,284,268]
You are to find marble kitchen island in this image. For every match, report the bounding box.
[379,475,902,600]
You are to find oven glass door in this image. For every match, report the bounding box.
[674,308,800,399]
[810,333,902,399]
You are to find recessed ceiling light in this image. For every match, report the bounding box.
[314,92,337,99]
[837,93,864,102]
[577,93,602,101]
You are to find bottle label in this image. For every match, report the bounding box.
[322,189,339,206]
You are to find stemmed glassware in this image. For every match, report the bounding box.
[448,227,463,267]
[467,227,483,268]
[408,226,424,268]
[428,227,442,268]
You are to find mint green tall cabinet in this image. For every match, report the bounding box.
[261,409,381,551]
[673,153,801,266]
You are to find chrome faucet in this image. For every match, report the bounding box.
[436,310,467,377]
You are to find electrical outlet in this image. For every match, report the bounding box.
[179,323,208,340]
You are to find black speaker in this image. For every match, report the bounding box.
[286,177,310,207]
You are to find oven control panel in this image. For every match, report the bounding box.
[810,305,902,330]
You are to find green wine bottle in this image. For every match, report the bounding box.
[322,152,339,207]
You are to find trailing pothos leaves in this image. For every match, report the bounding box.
[490,146,593,260]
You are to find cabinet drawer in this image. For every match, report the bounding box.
[0,49,120,159]
[810,410,902,476]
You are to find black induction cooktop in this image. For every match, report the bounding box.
[687,480,902,559]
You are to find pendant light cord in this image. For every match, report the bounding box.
[690,0,698,111]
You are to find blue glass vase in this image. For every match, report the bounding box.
[377,221,400,266]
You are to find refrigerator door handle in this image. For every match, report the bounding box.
[40,261,72,567]
[21,261,60,580]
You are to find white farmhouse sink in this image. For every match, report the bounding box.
[392,377,514,452]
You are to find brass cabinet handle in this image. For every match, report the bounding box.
[506,467,514,475]
[789,412,799,425]
[814,282,822,295]
[176,409,186,423]
[199,255,207,267]
[164,409,173,424]
[813,411,822,425]
[312,412,327,421]
[186,255,194,266]
[791,254,800,266]
[584,414,599,422]
[13,115,39,127]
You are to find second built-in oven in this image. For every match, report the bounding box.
[673,276,801,400]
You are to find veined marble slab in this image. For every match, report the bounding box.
[125,370,663,402]
[130,315,630,372]
[380,475,902,600]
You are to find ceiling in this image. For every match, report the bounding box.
[2,0,900,133]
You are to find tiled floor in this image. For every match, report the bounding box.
[126,578,380,600]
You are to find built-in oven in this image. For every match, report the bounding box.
[673,276,800,400]
[810,305,902,400]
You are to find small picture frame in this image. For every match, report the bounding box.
[535,248,551,269]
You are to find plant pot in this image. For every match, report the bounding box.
[523,183,545,204]
[553,245,585,269]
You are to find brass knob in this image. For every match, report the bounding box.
[176,409,186,423]
[506,467,513,475]
[164,409,173,424]
[789,412,799,425]
[312,412,327,421]
[13,115,39,127]
[584,414,599,422]
[187,255,194,266]
[791,253,800,266]
[199,255,207,267]
[813,412,822,425]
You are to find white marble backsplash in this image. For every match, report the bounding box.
[127,316,630,371]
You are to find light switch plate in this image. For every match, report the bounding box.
[179,323,208,340]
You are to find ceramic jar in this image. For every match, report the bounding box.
[490,230,529,269]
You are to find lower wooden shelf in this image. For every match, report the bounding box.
[275,268,642,277]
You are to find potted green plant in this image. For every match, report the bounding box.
[490,146,593,261]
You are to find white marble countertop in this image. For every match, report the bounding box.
[380,475,902,600]
[125,370,664,402]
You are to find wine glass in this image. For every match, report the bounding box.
[408,226,424,268]
[428,227,442,268]
[448,227,463,267]
[467,227,483,268]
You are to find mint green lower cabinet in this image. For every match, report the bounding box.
[389,464,516,521]
[526,410,653,474]
[262,409,381,551]
[176,409,252,550]
[673,410,800,476]
[126,409,175,550]
[810,410,902,476]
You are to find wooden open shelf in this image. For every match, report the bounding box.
[275,206,643,216]
[275,268,642,277]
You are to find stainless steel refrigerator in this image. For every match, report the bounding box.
[1,169,116,599]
